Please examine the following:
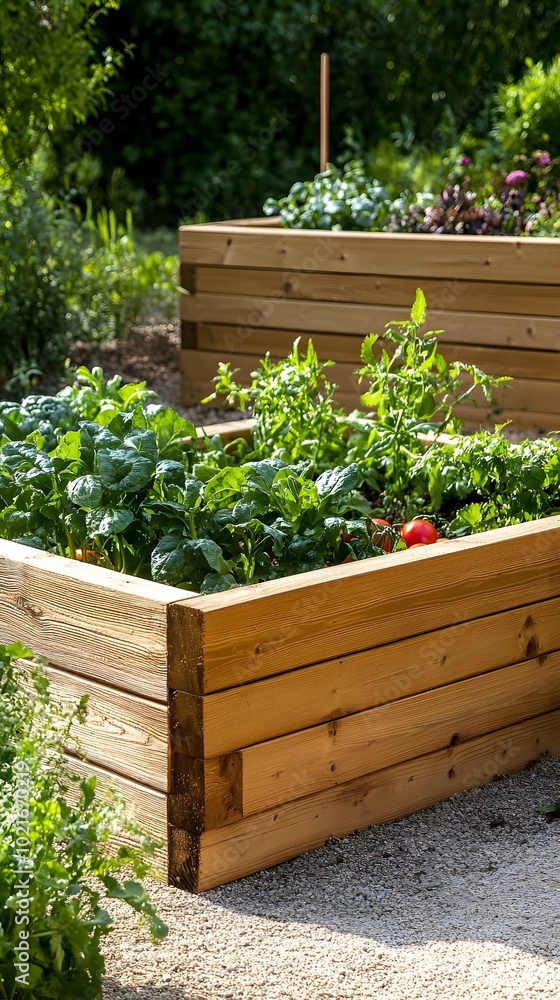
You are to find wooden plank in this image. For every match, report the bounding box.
[192,322,560,381]
[179,225,560,285]
[169,709,560,891]
[29,663,168,792]
[180,349,560,415]
[451,405,560,433]
[168,515,560,693]
[239,650,560,815]
[172,595,560,757]
[181,291,560,351]
[0,540,190,702]
[67,756,167,877]
[334,394,560,433]
[190,266,560,318]
[168,752,243,833]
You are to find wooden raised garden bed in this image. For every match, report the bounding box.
[179,219,560,431]
[3,444,560,892]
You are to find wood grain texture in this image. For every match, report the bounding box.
[169,709,560,891]
[172,596,560,756]
[239,651,560,814]
[30,663,169,791]
[191,322,560,381]
[0,539,188,702]
[180,348,560,416]
[168,516,560,693]
[181,291,560,350]
[179,225,560,284]
[168,752,243,832]
[67,755,167,877]
[188,266,560,318]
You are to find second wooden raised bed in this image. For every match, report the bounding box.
[3,433,559,890]
[179,220,560,431]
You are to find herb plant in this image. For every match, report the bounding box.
[203,338,347,470]
[0,643,167,1000]
[352,289,508,508]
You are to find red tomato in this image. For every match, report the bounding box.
[370,517,392,553]
[341,532,355,543]
[341,555,354,564]
[409,543,427,548]
[401,519,439,548]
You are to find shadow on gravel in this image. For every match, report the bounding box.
[203,760,560,956]
[103,982,195,999]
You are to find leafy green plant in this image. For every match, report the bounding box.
[150,459,379,592]
[493,56,560,159]
[413,431,560,533]
[0,171,83,381]
[0,169,178,382]
[264,161,391,230]
[203,339,347,470]
[353,289,508,505]
[0,642,167,1000]
[79,207,177,339]
[0,0,124,167]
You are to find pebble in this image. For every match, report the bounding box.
[102,757,560,999]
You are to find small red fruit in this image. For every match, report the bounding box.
[401,519,439,548]
[74,549,103,562]
[341,555,354,564]
[341,532,355,543]
[370,517,392,553]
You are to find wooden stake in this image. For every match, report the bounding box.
[320,52,330,173]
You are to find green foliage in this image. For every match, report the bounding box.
[0,171,178,383]
[354,289,508,504]
[1,297,560,594]
[203,339,346,469]
[0,172,83,382]
[151,460,381,591]
[264,162,391,230]
[0,642,166,1000]
[80,206,177,339]
[79,0,560,224]
[0,0,124,167]
[494,56,560,158]
[265,155,560,237]
[414,432,560,533]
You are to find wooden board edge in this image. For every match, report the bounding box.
[168,709,560,891]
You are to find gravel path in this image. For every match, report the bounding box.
[102,756,560,1000]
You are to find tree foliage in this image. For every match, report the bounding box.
[83,0,560,223]
[0,0,124,165]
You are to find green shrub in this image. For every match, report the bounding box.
[0,171,83,383]
[77,0,560,224]
[0,642,167,1000]
[79,207,177,340]
[493,56,560,159]
[0,171,178,385]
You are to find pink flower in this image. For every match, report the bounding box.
[505,169,529,186]
[460,156,471,166]
[537,153,551,166]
